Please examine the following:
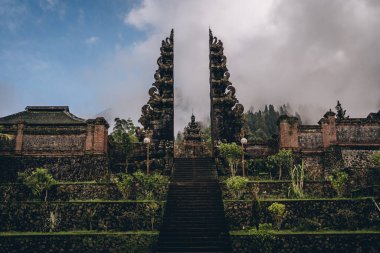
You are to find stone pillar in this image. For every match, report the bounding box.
[15,122,25,154]
[278,115,299,150]
[319,111,337,149]
[93,117,109,154]
[85,122,95,153]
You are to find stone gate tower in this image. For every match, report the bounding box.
[209,29,244,155]
[138,30,174,169]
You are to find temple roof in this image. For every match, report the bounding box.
[0,106,86,125]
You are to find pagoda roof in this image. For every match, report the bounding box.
[0,106,86,125]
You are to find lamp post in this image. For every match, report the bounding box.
[143,137,151,175]
[241,137,247,177]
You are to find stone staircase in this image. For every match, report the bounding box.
[156,158,231,253]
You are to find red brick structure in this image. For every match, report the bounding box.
[278,110,380,179]
[0,106,109,181]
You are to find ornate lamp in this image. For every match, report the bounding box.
[143,137,151,175]
[241,137,248,177]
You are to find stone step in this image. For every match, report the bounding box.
[156,158,231,253]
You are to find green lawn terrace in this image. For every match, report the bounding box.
[0,167,379,253]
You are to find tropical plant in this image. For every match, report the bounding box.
[268,202,287,230]
[225,176,249,199]
[18,168,57,201]
[288,161,305,198]
[328,171,348,197]
[219,143,242,176]
[266,149,294,180]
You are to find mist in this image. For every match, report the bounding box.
[1,0,379,133]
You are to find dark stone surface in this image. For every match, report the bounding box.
[0,201,164,232]
[224,199,379,230]
[209,29,244,153]
[0,233,158,253]
[231,233,380,253]
[221,181,335,200]
[0,155,109,182]
[137,29,174,171]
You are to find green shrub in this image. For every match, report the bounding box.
[258,223,273,231]
[293,218,322,231]
[288,161,305,198]
[113,173,134,199]
[226,176,249,199]
[219,143,242,176]
[266,149,293,180]
[268,202,287,230]
[371,152,380,167]
[328,171,348,197]
[18,168,57,201]
[133,171,169,200]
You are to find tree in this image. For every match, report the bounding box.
[243,104,302,142]
[109,118,138,172]
[18,168,57,201]
[268,202,287,230]
[267,150,294,180]
[335,100,347,119]
[219,143,242,176]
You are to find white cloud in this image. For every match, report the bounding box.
[85,36,99,45]
[86,0,380,131]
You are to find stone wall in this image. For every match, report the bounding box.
[221,181,335,200]
[224,199,379,230]
[0,201,164,232]
[22,133,86,152]
[298,126,323,150]
[0,155,109,182]
[0,233,158,253]
[336,122,380,144]
[230,233,380,253]
[341,148,378,168]
[0,183,122,202]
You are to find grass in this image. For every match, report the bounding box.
[0,200,166,204]
[230,229,380,236]
[0,231,159,236]
[223,197,372,202]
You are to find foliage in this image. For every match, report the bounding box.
[371,152,380,167]
[109,118,138,156]
[288,162,305,198]
[219,143,242,176]
[266,150,294,180]
[293,218,322,231]
[145,202,160,230]
[226,176,249,199]
[0,126,13,141]
[133,171,169,200]
[251,184,261,230]
[18,168,57,201]
[335,100,348,119]
[243,104,302,142]
[112,173,134,199]
[328,171,348,197]
[268,202,287,230]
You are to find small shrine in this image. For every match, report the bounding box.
[183,114,204,157]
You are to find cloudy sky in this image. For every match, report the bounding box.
[1,0,379,132]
